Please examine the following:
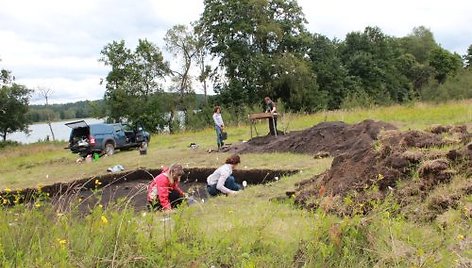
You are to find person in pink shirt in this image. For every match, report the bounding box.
[147,164,186,211]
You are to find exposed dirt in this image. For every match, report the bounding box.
[228,119,470,220]
[291,123,471,221]
[0,168,298,213]
[229,119,397,157]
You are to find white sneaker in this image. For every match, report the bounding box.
[242,181,247,188]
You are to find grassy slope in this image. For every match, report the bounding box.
[0,100,471,267]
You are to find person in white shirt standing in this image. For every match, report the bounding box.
[212,105,225,150]
[207,154,243,196]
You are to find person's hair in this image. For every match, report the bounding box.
[264,97,271,102]
[168,164,184,183]
[225,154,241,165]
[213,105,221,113]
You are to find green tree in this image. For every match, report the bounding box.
[463,44,472,68]
[339,26,411,104]
[197,0,310,109]
[164,24,200,128]
[272,52,323,111]
[399,26,438,64]
[99,39,171,130]
[429,47,463,84]
[305,34,352,109]
[164,24,198,100]
[0,67,32,141]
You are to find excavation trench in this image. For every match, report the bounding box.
[3,168,298,212]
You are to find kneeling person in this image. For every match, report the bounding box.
[147,164,186,211]
[207,154,242,196]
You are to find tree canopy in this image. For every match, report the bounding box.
[0,66,32,141]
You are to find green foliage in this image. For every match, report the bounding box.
[0,68,32,141]
[0,140,19,150]
[340,26,412,105]
[306,34,352,109]
[198,0,310,108]
[429,47,463,84]
[398,26,439,64]
[420,69,472,101]
[464,44,472,68]
[340,89,375,110]
[27,100,104,123]
[164,24,198,98]
[99,39,170,126]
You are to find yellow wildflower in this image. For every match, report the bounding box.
[101,215,109,224]
[95,179,102,185]
[35,203,41,208]
[5,188,11,193]
[457,234,465,241]
[57,239,67,247]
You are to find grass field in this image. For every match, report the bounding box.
[0,100,471,267]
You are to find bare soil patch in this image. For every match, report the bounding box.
[229,119,397,157]
[1,168,297,213]
[226,119,471,220]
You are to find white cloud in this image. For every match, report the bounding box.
[299,0,472,53]
[1,0,471,104]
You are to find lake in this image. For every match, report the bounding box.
[8,118,105,144]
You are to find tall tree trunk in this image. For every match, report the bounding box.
[203,79,208,104]
[47,122,55,141]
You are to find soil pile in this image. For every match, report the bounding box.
[293,124,472,221]
[230,119,397,157]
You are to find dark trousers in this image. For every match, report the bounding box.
[215,125,224,149]
[268,117,277,135]
[207,175,241,196]
[147,189,183,211]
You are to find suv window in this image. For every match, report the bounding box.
[122,124,133,132]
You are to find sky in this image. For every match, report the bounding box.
[1,0,471,104]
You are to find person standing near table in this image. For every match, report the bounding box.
[213,105,225,150]
[264,97,277,135]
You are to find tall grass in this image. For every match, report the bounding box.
[1,165,470,267]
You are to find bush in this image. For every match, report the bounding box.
[0,140,19,150]
[420,69,472,102]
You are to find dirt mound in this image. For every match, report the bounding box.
[229,119,397,157]
[294,124,472,221]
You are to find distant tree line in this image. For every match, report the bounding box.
[2,0,472,140]
[27,100,103,123]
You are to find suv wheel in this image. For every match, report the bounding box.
[105,142,115,156]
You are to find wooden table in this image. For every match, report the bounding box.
[248,112,278,138]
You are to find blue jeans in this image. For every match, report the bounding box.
[207,175,241,196]
[215,125,224,149]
